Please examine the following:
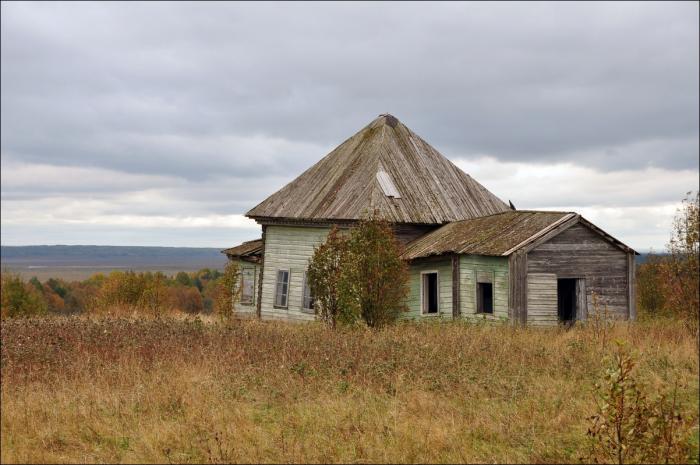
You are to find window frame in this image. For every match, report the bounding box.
[420,270,440,315]
[239,267,256,306]
[274,269,290,309]
[301,271,315,314]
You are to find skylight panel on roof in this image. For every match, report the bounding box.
[376,170,401,198]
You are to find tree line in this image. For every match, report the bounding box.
[0,265,240,319]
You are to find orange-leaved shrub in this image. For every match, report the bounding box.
[585,341,694,464]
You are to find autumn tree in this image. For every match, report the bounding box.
[636,252,665,316]
[1,272,47,318]
[307,216,410,329]
[663,191,699,334]
[214,261,240,319]
[307,226,353,328]
[344,216,409,328]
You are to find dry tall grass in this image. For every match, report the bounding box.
[1,317,698,464]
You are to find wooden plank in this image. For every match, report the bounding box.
[527,273,557,325]
[508,251,527,325]
[247,115,510,224]
[526,223,630,326]
[452,254,460,318]
[256,225,267,319]
[628,253,637,321]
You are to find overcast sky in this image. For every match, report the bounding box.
[1,1,698,251]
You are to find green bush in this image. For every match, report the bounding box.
[307,215,409,329]
[1,272,48,318]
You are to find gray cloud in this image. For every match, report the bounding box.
[1,1,698,249]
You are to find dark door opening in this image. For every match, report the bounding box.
[477,282,493,314]
[557,278,577,322]
[422,272,438,314]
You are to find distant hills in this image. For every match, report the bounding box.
[1,245,228,280]
[0,244,659,281]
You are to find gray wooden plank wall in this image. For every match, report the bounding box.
[527,223,630,320]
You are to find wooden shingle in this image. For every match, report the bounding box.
[246,114,510,224]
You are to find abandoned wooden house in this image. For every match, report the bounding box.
[223,114,637,325]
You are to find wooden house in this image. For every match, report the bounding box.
[223,114,637,325]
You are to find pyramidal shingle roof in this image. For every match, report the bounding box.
[246,114,509,224]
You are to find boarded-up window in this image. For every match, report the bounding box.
[240,267,255,305]
[477,282,493,314]
[301,272,315,314]
[274,270,290,308]
[421,272,439,314]
[376,170,401,198]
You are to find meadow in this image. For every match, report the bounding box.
[1,316,698,464]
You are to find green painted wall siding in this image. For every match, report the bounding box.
[260,226,330,321]
[459,255,509,321]
[404,259,453,319]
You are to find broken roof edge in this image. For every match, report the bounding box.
[221,238,264,257]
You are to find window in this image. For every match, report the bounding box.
[274,270,290,308]
[240,267,255,305]
[376,170,401,198]
[301,272,315,314]
[421,271,439,314]
[477,282,493,314]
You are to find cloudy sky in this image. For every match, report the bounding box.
[1,1,698,251]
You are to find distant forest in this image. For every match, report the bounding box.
[1,245,229,280]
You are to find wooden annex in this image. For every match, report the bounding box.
[224,114,637,325]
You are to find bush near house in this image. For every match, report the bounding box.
[307,226,353,328]
[307,215,409,329]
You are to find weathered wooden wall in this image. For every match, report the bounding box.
[526,223,630,320]
[393,224,439,245]
[459,255,509,321]
[404,257,453,319]
[526,273,558,326]
[508,251,528,325]
[259,226,330,321]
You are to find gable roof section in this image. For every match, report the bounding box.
[246,114,509,224]
[401,211,636,259]
[221,239,263,263]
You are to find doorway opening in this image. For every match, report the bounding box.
[421,272,439,314]
[557,278,577,323]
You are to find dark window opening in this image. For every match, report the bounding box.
[477,282,493,314]
[422,273,438,314]
[557,278,577,322]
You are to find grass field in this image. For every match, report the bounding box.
[1,316,698,463]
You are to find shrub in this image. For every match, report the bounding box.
[343,215,409,328]
[137,272,168,317]
[0,272,48,318]
[175,271,193,287]
[636,252,665,316]
[585,342,693,464]
[663,191,699,335]
[213,261,240,319]
[307,216,410,329]
[307,226,353,328]
[168,285,204,314]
